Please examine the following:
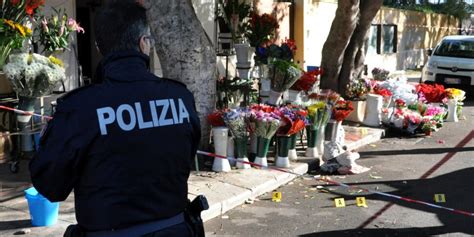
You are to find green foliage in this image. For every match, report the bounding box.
[383,0,472,19]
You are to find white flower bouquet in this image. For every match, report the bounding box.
[3,53,65,98]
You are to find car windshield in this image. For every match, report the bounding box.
[434,39,474,59]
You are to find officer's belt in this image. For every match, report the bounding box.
[86,212,185,237]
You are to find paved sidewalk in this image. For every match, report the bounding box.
[0,125,384,236]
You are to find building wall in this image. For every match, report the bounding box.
[294,1,459,73]
[368,7,459,72]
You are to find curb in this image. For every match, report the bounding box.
[190,126,385,222]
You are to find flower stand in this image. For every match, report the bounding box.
[276,135,291,168]
[346,101,366,123]
[234,137,250,169]
[211,127,231,172]
[305,127,319,158]
[363,94,383,127]
[446,99,458,122]
[288,134,298,161]
[254,137,271,167]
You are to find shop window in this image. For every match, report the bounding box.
[368,24,398,54]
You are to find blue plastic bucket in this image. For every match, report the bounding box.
[33,133,40,151]
[24,187,60,227]
[306,66,320,72]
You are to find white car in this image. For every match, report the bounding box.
[422,35,474,86]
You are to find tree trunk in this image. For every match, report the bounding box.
[338,0,383,95]
[142,0,216,147]
[320,0,383,94]
[319,0,360,91]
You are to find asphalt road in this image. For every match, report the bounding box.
[205,99,474,237]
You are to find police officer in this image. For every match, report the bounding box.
[29,2,201,236]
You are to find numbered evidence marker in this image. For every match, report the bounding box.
[434,194,446,203]
[356,197,368,207]
[361,128,368,135]
[272,191,282,202]
[334,198,346,207]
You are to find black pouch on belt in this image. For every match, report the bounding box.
[184,195,209,237]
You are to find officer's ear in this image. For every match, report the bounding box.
[139,35,151,56]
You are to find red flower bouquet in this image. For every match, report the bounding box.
[245,12,279,48]
[373,87,393,98]
[290,68,323,92]
[332,100,354,122]
[207,111,226,127]
[416,83,446,103]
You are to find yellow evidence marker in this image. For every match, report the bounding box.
[434,194,446,203]
[272,191,282,202]
[361,128,368,135]
[356,197,368,207]
[334,198,346,207]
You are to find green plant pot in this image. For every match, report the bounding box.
[306,127,318,148]
[277,136,291,157]
[233,137,248,159]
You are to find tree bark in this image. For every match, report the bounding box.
[319,0,360,91]
[142,0,216,147]
[338,0,383,95]
[320,0,383,94]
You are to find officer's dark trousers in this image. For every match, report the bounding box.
[141,222,194,237]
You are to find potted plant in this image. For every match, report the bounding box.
[223,109,250,170]
[345,79,369,123]
[444,88,465,123]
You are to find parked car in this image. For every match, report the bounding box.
[421,35,474,87]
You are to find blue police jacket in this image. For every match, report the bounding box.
[29,51,201,231]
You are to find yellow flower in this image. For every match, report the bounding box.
[14,23,26,37]
[445,88,465,101]
[48,56,64,67]
[308,102,325,115]
[4,19,16,29]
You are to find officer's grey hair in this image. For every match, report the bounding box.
[94,1,149,56]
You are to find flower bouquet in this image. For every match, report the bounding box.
[37,9,85,55]
[207,110,230,172]
[371,67,390,81]
[289,68,322,100]
[245,12,279,49]
[257,39,301,105]
[274,107,306,167]
[373,86,393,108]
[4,53,64,151]
[421,117,438,136]
[445,88,465,122]
[416,83,446,103]
[224,109,250,169]
[305,101,331,158]
[404,112,422,134]
[332,100,354,122]
[1,0,43,69]
[250,106,281,167]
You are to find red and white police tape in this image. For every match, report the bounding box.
[197,151,474,218]
[0,105,53,120]
[1,105,473,217]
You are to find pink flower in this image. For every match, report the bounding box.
[67,18,84,33]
